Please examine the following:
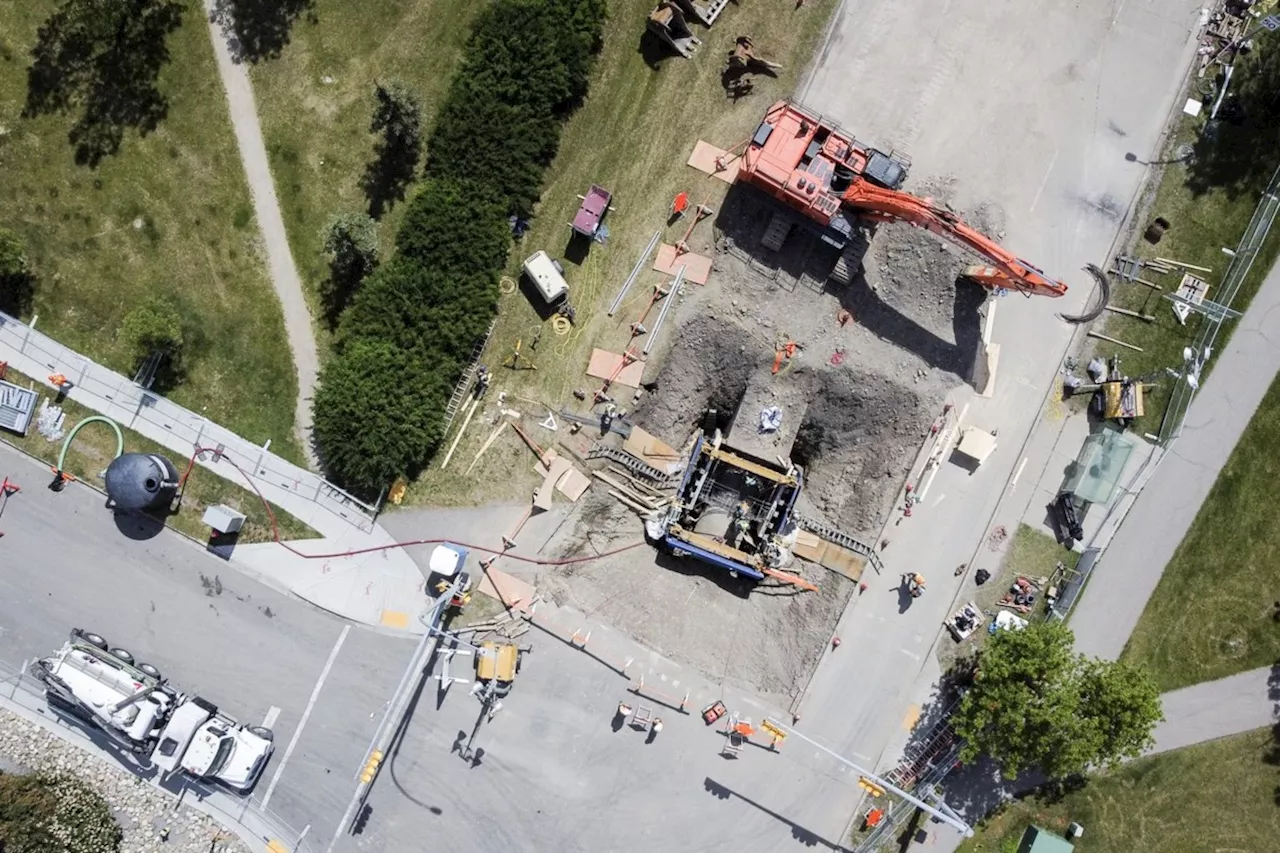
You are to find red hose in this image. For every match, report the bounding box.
[183,446,646,565]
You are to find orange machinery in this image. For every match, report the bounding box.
[736,100,1068,298]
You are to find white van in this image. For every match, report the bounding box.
[521,250,569,305]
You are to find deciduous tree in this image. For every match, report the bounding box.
[952,622,1163,779]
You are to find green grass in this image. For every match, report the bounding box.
[940,524,1078,668]
[1122,370,1280,691]
[0,1,304,463]
[958,728,1280,853]
[0,368,315,544]
[404,0,836,507]
[248,0,482,344]
[1094,43,1280,429]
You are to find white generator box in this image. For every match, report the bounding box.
[522,250,569,304]
[202,504,246,534]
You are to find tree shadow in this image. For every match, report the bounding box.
[209,0,317,64]
[1182,48,1280,202]
[362,141,421,219]
[24,0,185,167]
[0,270,36,318]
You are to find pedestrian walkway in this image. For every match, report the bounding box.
[203,0,320,463]
[0,313,429,633]
[1149,666,1280,755]
[1071,256,1280,660]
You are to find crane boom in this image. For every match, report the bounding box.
[841,180,1068,297]
[735,100,1067,298]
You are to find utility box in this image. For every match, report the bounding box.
[202,504,246,535]
[521,250,569,305]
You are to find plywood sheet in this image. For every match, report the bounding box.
[586,349,646,387]
[475,567,536,613]
[556,466,591,502]
[535,457,572,510]
[819,544,866,581]
[686,140,741,184]
[654,243,712,284]
[792,534,828,564]
[624,426,679,460]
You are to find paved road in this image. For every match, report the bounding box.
[1072,257,1280,659]
[0,444,413,851]
[203,0,320,462]
[790,0,1204,791]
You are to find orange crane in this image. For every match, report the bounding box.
[735,100,1068,299]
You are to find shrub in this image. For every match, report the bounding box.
[320,211,378,323]
[0,772,123,853]
[313,0,606,495]
[120,298,184,367]
[0,227,36,316]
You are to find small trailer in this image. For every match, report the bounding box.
[571,184,613,242]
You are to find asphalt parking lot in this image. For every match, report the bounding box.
[0,444,415,851]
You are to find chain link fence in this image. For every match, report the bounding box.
[0,658,313,852]
[1158,163,1280,444]
[0,310,377,531]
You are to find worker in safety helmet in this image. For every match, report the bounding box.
[907,573,926,598]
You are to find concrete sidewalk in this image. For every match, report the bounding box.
[1150,666,1280,755]
[1071,256,1280,661]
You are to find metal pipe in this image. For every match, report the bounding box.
[609,230,661,315]
[763,717,973,837]
[643,265,685,355]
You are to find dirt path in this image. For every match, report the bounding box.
[202,1,320,467]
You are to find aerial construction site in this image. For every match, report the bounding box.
[438,81,1087,704]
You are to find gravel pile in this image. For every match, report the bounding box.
[0,707,252,853]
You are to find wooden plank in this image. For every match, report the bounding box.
[819,544,866,582]
[1156,257,1212,273]
[556,467,591,502]
[793,537,828,563]
[535,458,572,510]
[586,348,646,386]
[1104,305,1155,322]
[708,446,798,485]
[686,140,741,184]
[475,567,536,614]
[1087,331,1144,352]
[654,243,712,284]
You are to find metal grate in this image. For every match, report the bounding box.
[0,380,37,435]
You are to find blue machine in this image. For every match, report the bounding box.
[660,433,802,581]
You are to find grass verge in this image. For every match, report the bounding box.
[248,0,482,345]
[958,728,1280,853]
[0,368,314,545]
[939,524,1079,669]
[0,1,304,463]
[1121,369,1280,691]
[404,0,835,507]
[1093,38,1280,428]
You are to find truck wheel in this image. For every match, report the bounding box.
[81,632,108,650]
[109,647,134,664]
[138,662,161,679]
[248,726,274,741]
